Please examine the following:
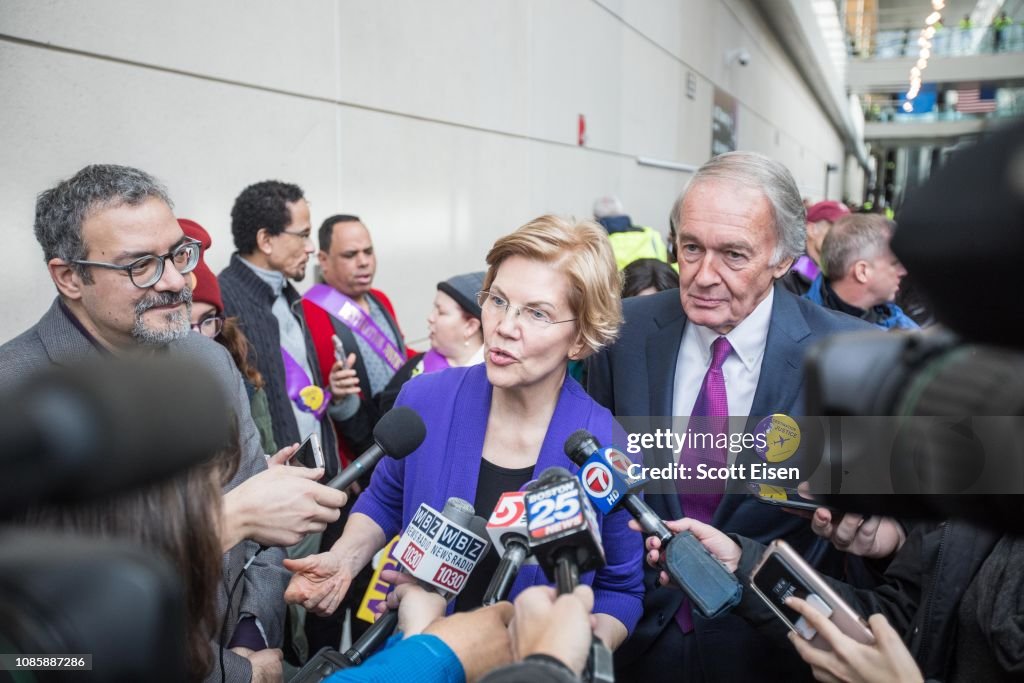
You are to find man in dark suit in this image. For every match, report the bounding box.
[587,152,874,682]
[0,164,348,681]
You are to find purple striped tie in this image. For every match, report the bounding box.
[674,335,732,633]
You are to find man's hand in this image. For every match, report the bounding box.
[796,483,906,559]
[424,603,515,683]
[810,510,906,560]
[629,517,741,587]
[379,570,447,637]
[786,597,923,683]
[283,552,356,617]
[509,585,596,677]
[329,353,361,402]
[231,647,283,683]
[221,466,348,549]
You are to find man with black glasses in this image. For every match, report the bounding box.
[0,164,349,682]
[218,181,342,481]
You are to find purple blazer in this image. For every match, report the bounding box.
[352,363,645,633]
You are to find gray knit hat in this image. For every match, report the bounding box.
[437,271,485,319]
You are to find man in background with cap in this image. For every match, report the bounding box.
[782,199,850,296]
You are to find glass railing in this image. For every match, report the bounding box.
[855,25,1024,58]
[864,100,1024,122]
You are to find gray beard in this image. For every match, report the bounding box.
[132,286,193,346]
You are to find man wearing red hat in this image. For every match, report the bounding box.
[781,200,850,296]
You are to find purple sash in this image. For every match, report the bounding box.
[303,284,404,373]
[421,349,451,374]
[790,255,820,281]
[281,347,328,420]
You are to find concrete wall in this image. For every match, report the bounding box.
[0,0,845,343]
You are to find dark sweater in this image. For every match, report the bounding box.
[218,254,339,478]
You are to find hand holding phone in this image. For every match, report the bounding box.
[332,335,348,366]
[749,539,874,650]
[286,433,325,470]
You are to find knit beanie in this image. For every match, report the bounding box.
[437,271,485,320]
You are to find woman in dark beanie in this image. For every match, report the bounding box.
[375,271,485,413]
[179,218,278,453]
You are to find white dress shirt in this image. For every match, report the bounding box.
[672,287,774,418]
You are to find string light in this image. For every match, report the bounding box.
[900,3,942,113]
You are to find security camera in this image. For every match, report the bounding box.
[727,48,751,67]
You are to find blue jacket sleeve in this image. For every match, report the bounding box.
[324,634,466,683]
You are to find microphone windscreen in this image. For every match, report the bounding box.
[373,406,426,458]
[563,429,597,463]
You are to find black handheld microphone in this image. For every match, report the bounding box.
[525,467,605,594]
[341,497,490,666]
[326,406,426,491]
[565,430,741,619]
[482,491,534,605]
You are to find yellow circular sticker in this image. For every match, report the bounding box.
[300,385,326,412]
[755,483,788,500]
[755,414,801,463]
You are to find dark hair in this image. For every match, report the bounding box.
[21,428,240,681]
[34,165,172,283]
[230,180,305,255]
[621,258,679,298]
[217,317,265,390]
[318,214,362,252]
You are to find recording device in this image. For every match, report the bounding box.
[749,539,874,650]
[524,468,615,683]
[0,358,236,682]
[802,121,1024,527]
[564,430,742,619]
[747,482,823,513]
[325,406,426,492]
[0,358,232,520]
[333,498,490,669]
[287,432,326,469]
[482,491,534,605]
[525,467,605,591]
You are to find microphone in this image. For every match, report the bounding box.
[564,429,741,619]
[525,467,605,594]
[342,497,490,665]
[482,491,535,605]
[524,468,614,683]
[326,406,426,491]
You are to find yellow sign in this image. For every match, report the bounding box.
[357,536,401,623]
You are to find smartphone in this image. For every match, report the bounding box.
[747,482,823,513]
[332,334,347,365]
[749,539,874,650]
[287,432,325,470]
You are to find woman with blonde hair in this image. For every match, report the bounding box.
[285,215,644,649]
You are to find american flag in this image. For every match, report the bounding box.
[956,85,997,113]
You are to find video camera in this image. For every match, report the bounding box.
[0,358,234,682]
[804,120,1024,529]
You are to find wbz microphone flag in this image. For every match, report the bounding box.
[394,502,489,595]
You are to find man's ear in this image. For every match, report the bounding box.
[48,259,86,301]
[317,250,329,269]
[853,260,870,284]
[771,255,795,279]
[256,228,274,255]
